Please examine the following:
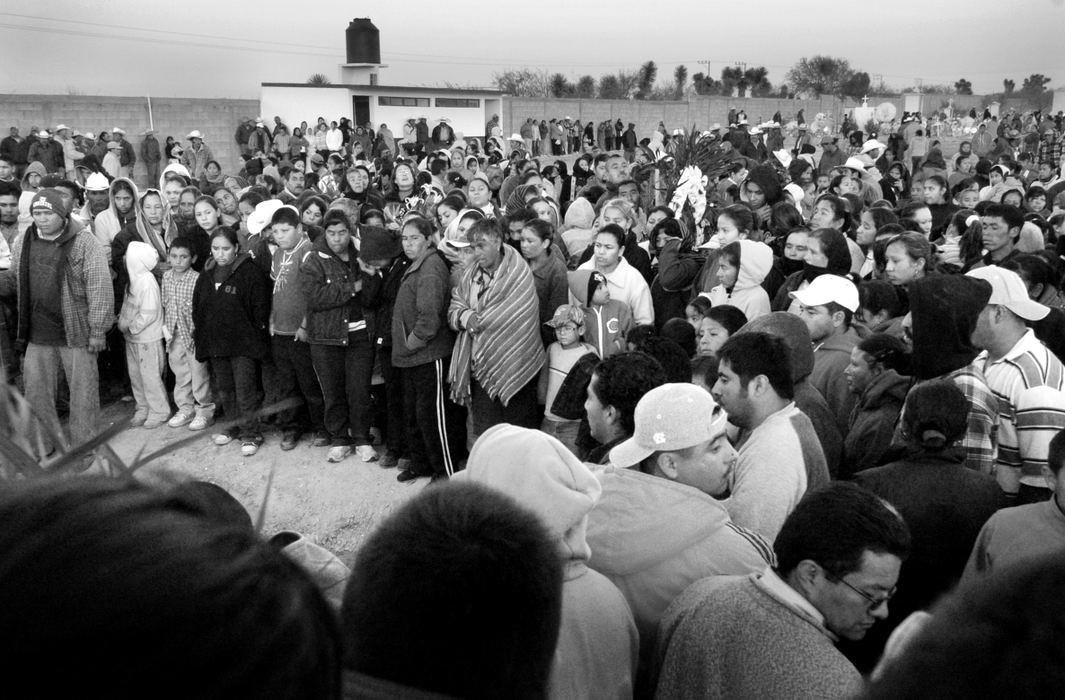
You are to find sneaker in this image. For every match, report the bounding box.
[168,411,193,428]
[142,419,166,430]
[188,415,214,431]
[378,450,399,468]
[212,432,235,446]
[280,431,300,451]
[356,444,379,462]
[327,445,353,463]
[396,469,424,483]
[311,431,331,447]
[130,412,147,427]
[241,436,264,457]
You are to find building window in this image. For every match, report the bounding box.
[377,96,430,107]
[435,98,480,108]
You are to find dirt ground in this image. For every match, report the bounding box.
[102,400,423,562]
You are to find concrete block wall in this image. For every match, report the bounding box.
[0,94,259,188]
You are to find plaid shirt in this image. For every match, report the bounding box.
[162,268,199,354]
[1037,133,1062,168]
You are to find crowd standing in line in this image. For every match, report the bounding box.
[2,104,1065,698]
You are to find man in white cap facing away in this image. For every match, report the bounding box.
[967,265,1065,504]
[181,130,214,180]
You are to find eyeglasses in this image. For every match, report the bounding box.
[827,573,896,611]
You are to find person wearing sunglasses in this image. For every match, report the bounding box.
[654,482,910,699]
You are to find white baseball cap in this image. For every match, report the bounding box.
[965,266,1049,321]
[609,383,728,468]
[789,274,859,312]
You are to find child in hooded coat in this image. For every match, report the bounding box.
[705,240,773,322]
[568,269,633,359]
[118,241,170,427]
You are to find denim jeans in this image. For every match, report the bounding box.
[23,342,100,452]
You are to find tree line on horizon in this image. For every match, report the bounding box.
[491,56,1054,109]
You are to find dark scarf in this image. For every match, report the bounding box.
[16,222,76,350]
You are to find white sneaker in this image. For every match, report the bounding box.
[189,415,213,431]
[327,445,352,463]
[168,411,193,428]
[212,433,235,446]
[356,444,379,462]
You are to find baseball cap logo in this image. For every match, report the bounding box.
[32,200,53,211]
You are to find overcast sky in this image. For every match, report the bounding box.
[2,0,1062,98]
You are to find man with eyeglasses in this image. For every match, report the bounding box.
[654,482,910,699]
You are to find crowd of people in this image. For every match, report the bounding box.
[2,103,1065,697]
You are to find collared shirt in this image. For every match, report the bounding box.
[979,329,1065,489]
[759,567,835,641]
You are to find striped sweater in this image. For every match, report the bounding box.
[979,329,1065,490]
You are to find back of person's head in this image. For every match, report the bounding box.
[592,351,668,435]
[1048,429,1065,477]
[857,332,911,375]
[867,549,1065,699]
[859,280,902,320]
[774,482,911,578]
[341,481,563,699]
[900,379,967,452]
[706,304,749,336]
[0,477,339,698]
[631,335,692,383]
[717,331,794,399]
[1001,253,1058,295]
[691,354,720,390]
[660,317,697,357]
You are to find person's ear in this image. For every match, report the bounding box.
[656,452,678,481]
[792,559,823,597]
[604,404,620,427]
[1042,465,1058,491]
[1030,282,1045,300]
[832,309,846,328]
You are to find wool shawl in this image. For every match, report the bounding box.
[448,244,544,406]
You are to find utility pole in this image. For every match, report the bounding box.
[735,61,747,71]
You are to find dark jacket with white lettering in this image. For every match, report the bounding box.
[299,236,380,346]
[192,252,271,361]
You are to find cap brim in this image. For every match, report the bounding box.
[608,436,654,469]
[1007,300,1050,322]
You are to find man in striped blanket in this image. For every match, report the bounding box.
[449,219,545,438]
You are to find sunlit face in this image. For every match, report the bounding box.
[593,232,622,271]
[394,166,414,190]
[710,359,752,428]
[163,180,183,208]
[471,234,503,271]
[194,201,219,231]
[989,170,1004,186]
[591,281,610,305]
[456,215,478,241]
[553,321,580,346]
[885,241,924,285]
[1027,194,1047,212]
[717,256,739,288]
[178,192,197,220]
[271,222,302,250]
[301,203,323,227]
[468,178,491,207]
[744,181,766,209]
[837,176,860,196]
[32,208,64,236]
[531,200,555,224]
[604,156,627,184]
[804,237,829,268]
[844,347,877,395]
[799,303,837,343]
[324,222,351,255]
[519,227,549,261]
[784,231,808,261]
[857,212,878,246]
[141,194,164,227]
[211,235,238,266]
[811,200,841,230]
[401,225,430,260]
[715,214,744,245]
[168,246,194,274]
[601,205,630,231]
[113,190,134,215]
[584,374,614,443]
[646,210,669,232]
[346,168,369,193]
[618,182,640,207]
[956,187,980,210]
[698,318,730,357]
[215,189,238,215]
[980,216,1014,254]
[206,162,221,178]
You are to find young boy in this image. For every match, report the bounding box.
[538,304,596,455]
[161,236,215,430]
[567,269,633,359]
[268,206,326,451]
[118,241,170,428]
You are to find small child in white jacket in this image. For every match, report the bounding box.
[118,241,169,427]
[704,240,773,322]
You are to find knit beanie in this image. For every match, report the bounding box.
[30,189,71,220]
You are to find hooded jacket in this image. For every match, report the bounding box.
[810,326,863,437]
[738,312,845,478]
[299,235,381,347]
[118,241,163,343]
[16,162,47,235]
[461,425,638,700]
[93,177,139,255]
[191,252,271,361]
[844,368,910,475]
[111,189,180,311]
[560,197,597,260]
[586,465,774,659]
[706,240,772,322]
[568,269,632,359]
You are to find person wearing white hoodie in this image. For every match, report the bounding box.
[117,241,169,428]
[705,239,773,322]
[460,424,639,700]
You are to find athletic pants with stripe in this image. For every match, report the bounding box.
[402,356,467,477]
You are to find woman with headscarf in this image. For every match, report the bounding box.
[448,218,545,438]
[341,163,386,212]
[112,189,179,307]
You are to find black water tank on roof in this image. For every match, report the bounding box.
[346,18,380,64]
